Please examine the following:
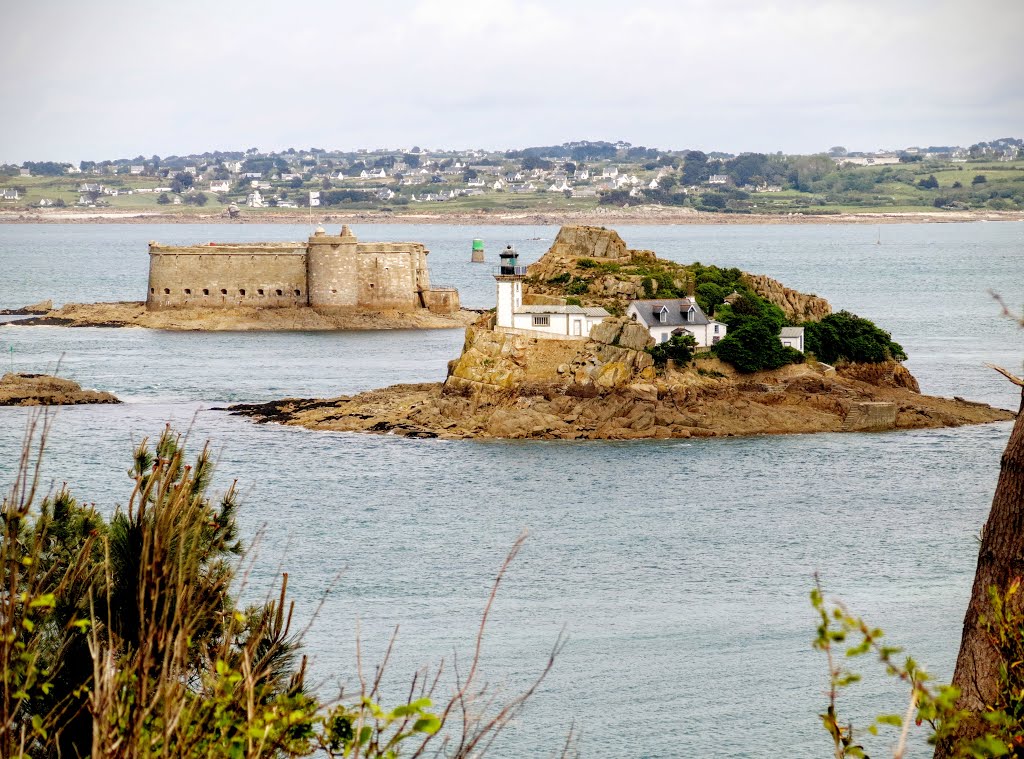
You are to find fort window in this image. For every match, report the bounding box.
[369,283,375,289]
[294,289,301,296]
[239,289,246,296]
[203,289,209,296]
[150,288,154,294]
[330,288,337,294]
[163,288,170,294]
[276,289,283,296]
[221,289,227,295]
[258,289,264,296]
[184,288,191,295]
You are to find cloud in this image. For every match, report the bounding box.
[0,0,1021,161]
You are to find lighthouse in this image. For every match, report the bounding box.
[494,244,525,328]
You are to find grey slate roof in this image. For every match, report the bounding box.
[515,305,610,316]
[780,327,805,337]
[629,298,718,327]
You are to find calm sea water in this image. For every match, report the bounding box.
[1,222,1022,757]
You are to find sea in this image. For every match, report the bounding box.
[1,221,1022,758]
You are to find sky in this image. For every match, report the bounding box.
[2,0,1023,163]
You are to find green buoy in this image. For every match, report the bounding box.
[471,238,485,263]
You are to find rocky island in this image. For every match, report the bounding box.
[0,373,120,407]
[1,226,476,331]
[229,226,1014,439]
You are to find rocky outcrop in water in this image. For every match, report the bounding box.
[228,320,1014,440]
[0,373,120,406]
[0,299,52,315]
[0,301,478,331]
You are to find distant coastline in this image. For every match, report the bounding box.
[2,207,1023,226]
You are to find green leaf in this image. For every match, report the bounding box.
[412,716,441,735]
[876,714,902,727]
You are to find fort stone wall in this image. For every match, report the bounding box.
[147,243,308,310]
[146,227,459,314]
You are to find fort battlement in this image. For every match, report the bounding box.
[146,225,459,314]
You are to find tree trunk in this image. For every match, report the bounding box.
[936,390,1024,758]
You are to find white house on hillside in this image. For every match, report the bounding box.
[779,326,805,352]
[493,245,608,338]
[627,298,727,346]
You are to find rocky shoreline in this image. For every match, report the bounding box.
[0,373,120,407]
[227,363,1015,440]
[0,301,480,331]
[2,208,1023,226]
[228,318,1014,441]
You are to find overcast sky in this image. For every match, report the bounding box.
[3,0,1022,163]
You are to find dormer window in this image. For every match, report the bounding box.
[658,306,669,324]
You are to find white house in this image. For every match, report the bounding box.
[493,244,609,338]
[779,326,805,352]
[209,180,230,193]
[246,189,264,208]
[130,165,145,175]
[626,298,727,347]
[708,174,729,185]
[510,305,609,337]
[547,180,571,193]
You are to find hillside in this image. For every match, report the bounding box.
[519,225,831,322]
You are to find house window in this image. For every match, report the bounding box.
[532,315,550,327]
[659,309,667,323]
[661,333,669,343]
[714,324,719,334]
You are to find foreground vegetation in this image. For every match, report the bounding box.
[1,419,560,758]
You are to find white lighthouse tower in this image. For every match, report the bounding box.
[494,244,525,328]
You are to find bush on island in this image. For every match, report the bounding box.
[714,320,803,373]
[804,311,906,364]
[647,333,698,368]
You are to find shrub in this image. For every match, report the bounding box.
[577,258,597,269]
[647,333,698,368]
[714,320,794,373]
[1,423,558,759]
[804,311,906,364]
[566,277,590,295]
[547,272,571,285]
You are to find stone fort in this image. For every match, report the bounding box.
[146,225,459,313]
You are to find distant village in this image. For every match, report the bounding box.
[2,137,1022,214]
